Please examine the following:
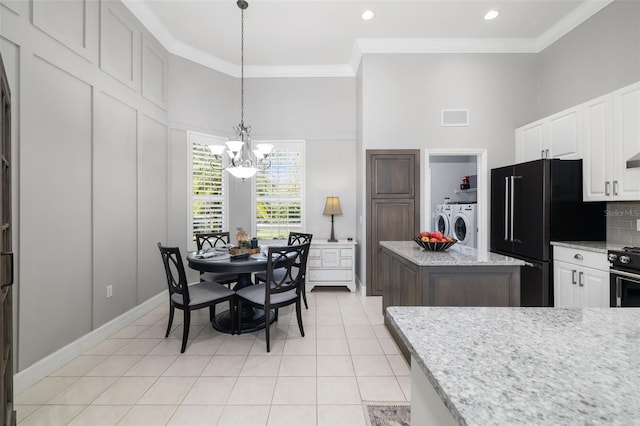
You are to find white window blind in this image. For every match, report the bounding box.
[255,141,304,241]
[189,132,226,245]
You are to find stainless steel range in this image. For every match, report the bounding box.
[608,247,640,307]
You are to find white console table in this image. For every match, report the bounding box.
[306,240,356,292]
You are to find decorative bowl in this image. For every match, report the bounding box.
[413,237,457,251]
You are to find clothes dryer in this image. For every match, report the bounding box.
[452,203,477,247]
[433,204,454,237]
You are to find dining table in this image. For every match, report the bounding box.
[186,250,279,334]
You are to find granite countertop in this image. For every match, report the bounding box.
[386,306,640,426]
[551,240,626,254]
[380,241,524,266]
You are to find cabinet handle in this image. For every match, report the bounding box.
[0,252,13,288]
[572,270,577,285]
[613,180,619,196]
[574,254,583,261]
[545,149,549,158]
[605,181,610,196]
[579,271,584,287]
[541,150,545,159]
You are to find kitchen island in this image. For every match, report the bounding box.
[380,241,524,360]
[386,306,640,425]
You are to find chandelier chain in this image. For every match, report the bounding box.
[240,8,244,128]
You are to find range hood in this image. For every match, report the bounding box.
[627,152,640,169]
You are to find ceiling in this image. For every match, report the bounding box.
[122,0,614,77]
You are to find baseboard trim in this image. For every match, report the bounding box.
[14,291,168,394]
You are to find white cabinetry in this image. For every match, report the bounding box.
[553,246,609,308]
[583,82,640,201]
[307,240,356,292]
[515,106,581,163]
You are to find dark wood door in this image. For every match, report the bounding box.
[366,150,419,296]
[0,53,14,426]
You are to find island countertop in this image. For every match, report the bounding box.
[386,306,640,425]
[380,241,525,266]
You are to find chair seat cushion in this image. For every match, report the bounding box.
[171,281,235,307]
[236,283,297,306]
[254,268,286,283]
[202,271,239,284]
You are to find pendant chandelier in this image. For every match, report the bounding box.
[209,0,272,181]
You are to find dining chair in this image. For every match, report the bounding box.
[236,243,310,352]
[195,231,239,288]
[254,232,313,308]
[158,243,236,353]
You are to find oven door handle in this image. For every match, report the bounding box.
[612,270,640,281]
[613,271,640,308]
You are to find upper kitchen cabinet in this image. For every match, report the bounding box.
[583,81,640,201]
[515,106,582,163]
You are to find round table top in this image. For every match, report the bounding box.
[186,252,271,274]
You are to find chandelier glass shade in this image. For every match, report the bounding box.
[208,0,272,181]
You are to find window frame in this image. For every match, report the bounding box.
[187,131,229,252]
[251,140,306,243]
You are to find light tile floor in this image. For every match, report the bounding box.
[16,291,410,425]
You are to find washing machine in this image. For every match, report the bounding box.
[452,203,477,247]
[433,204,454,237]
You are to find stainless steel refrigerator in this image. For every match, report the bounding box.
[490,159,606,307]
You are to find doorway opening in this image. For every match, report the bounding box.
[423,149,488,251]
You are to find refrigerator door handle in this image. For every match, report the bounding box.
[504,176,510,241]
[510,176,522,243]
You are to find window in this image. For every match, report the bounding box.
[189,132,226,249]
[254,140,305,241]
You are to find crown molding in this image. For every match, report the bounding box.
[122,0,613,79]
[536,0,614,51]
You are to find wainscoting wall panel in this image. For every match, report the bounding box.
[93,91,138,328]
[142,35,167,109]
[31,0,98,62]
[19,54,93,369]
[137,113,168,304]
[0,0,170,372]
[99,1,140,90]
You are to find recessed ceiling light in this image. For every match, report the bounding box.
[484,9,500,20]
[362,10,375,21]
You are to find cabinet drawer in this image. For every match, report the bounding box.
[553,246,608,271]
[308,259,322,268]
[340,258,352,267]
[309,269,353,282]
[309,248,321,257]
[340,248,353,257]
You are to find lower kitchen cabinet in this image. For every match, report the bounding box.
[553,246,609,308]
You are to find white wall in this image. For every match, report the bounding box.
[1,0,170,370]
[356,52,539,289]
[536,0,640,119]
[167,67,357,251]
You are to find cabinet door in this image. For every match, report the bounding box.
[580,267,610,308]
[519,121,546,162]
[613,82,640,200]
[548,106,581,159]
[582,94,613,201]
[554,261,576,308]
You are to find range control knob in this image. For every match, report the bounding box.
[619,255,631,264]
[608,253,618,262]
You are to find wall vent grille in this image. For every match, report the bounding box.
[441,109,469,127]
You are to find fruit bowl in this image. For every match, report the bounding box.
[413,237,457,251]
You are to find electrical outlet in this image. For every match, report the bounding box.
[107,285,113,298]
[637,219,640,232]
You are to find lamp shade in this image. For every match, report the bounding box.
[323,197,343,216]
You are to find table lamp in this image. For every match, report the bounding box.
[323,196,343,242]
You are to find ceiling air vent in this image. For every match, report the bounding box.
[441,109,469,127]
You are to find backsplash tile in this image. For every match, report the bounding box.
[606,202,640,246]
